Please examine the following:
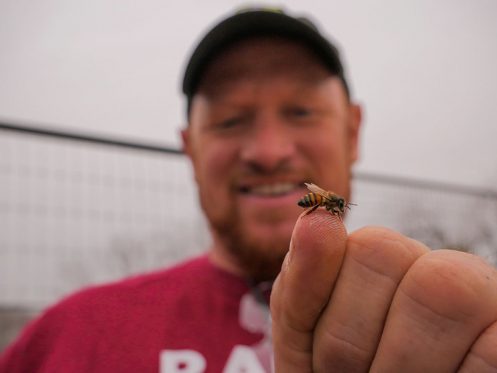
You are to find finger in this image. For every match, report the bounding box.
[271,209,347,373]
[312,226,429,372]
[459,320,497,372]
[371,250,497,372]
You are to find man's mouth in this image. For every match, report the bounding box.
[239,182,305,197]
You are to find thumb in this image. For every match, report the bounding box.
[271,209,348,372]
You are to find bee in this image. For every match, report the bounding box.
[297,182,355,218]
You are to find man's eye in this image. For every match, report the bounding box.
[286,107,312,119]
[213,115,250,132]
[218,117,242,129]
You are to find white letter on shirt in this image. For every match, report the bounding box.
[160,349,206,373]
[223,345,265,373]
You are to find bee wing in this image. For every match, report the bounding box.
[304,183,334,200]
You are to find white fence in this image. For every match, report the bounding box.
[1,123,496,350]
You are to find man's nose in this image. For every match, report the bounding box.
[240,118,296,173]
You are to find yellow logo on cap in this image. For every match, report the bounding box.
[235,6,285,15]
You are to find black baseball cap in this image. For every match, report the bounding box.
[182,7,349,113]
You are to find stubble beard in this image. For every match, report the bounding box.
[207,204,291,282]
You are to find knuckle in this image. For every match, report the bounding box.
[314,326,371,373]
[347,226,428,280]
[460,321,497,371]
[401,250,497,321]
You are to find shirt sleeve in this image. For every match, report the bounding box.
[0,293,99,373]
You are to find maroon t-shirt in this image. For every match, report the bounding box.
[0,255,273,372]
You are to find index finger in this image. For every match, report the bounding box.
[271,209,347,372]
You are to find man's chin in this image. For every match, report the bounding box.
[225,222,293,281]
[207,205,298,280]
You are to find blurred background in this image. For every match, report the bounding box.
[1,0,497,350]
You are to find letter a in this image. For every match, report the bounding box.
[223,345,265,373]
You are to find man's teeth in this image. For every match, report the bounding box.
[249,183,299,196]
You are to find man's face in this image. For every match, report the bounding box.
[182,37,361,280]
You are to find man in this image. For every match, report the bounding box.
[2,7,497,373]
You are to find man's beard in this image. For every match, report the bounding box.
[208,202,292,282]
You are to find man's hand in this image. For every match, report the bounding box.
[271,209,497,372]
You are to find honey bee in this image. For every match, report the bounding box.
[297,182,355,218]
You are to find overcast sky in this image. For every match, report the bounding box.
[1,0,497,189]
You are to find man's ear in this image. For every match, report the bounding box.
[181,126,202,185]
[180,127,192,158]
[348,103,362,164]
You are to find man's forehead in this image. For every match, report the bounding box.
[190,74,346,117]
[196,36,333,94]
